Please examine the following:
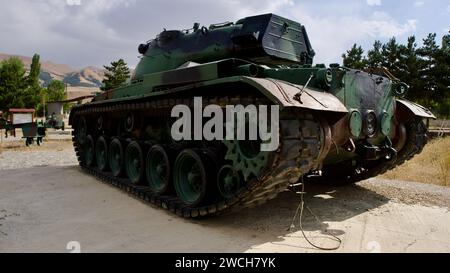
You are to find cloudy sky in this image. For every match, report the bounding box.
[1,0,449,69]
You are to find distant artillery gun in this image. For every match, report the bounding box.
[45,95,95,131]
[46,101,65,131]
[0,109,46,146]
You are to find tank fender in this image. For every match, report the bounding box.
[240,77,348,114]
[396,99,436,120]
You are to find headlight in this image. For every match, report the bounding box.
[365,111,377,137]
[393,82,409,97]
[316,68,333,89]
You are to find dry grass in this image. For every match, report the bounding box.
[382,137,450,186]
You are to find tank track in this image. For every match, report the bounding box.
[70,95,323,218]
[309,117,428,186]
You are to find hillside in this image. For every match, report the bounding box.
[0,53,104,89]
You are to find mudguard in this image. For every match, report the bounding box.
[396,99,436,119]
[237,77,349,114]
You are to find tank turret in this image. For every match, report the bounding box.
[133,14,315,78]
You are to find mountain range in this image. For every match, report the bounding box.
[0,53,105,88]
[0,53,108,100]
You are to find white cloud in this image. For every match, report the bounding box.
[414,1,424,7]
[366,0,381,6]
[0,0,421,68]
[286,8,417,64]
[447,4,450,12]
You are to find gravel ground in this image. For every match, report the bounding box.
[0,128,77,170]
[1,141,448,208]
[1,140,449,208]
[360,179,450,208]
[1,140,449,253]
[0,141,77,170]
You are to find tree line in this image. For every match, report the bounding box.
[1,35,448,118]
[0,54,67,116]
[342,33,450,117]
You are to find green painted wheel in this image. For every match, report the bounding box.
[217,165,241,199]
[84,135,95,167]
[125,141,144,184]
[25,138,33,147]
[109,138,124,177]
[223,116,272,180]
[77,117,87,145]
[238,139,263,160]
[224,139,269,180]
[95,136,109,171]
[174,150,208,206]
[146,145,171,194]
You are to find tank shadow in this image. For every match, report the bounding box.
[199,181,390,251]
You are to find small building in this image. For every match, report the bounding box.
[47,102,64,116]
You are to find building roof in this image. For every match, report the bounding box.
[9,109,35,113]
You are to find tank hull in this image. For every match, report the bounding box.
[70,14,435,217]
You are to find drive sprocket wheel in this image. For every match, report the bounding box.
[224,139,270,180]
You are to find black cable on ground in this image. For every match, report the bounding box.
[288,175,342,251]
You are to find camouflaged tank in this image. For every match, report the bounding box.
[70,14,435,218]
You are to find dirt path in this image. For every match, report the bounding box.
[1,164,449,253]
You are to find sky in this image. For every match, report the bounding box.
[0,0,449,69]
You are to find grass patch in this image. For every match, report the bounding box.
[382,137,450,186]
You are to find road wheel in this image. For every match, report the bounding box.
[84,135,95,167]
[96,136,109,171]
[109,138,124,177]
[76,117,87,145]
[146,145,172,194]
[125,141,145,184]
[174,150,210,206]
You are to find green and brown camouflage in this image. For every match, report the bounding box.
[69,14,435,217]
[93,14,434,164]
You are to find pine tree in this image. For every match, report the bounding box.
[417,33,440,105]
[28,54,41,87]
[434,35,450,115]
[398,36,421,100]
[342,44,367,69]
[367,40,384,68]
[381,37,401,75]
[24,53,43,111]
[341,33,449,117]
[101,59,130,91]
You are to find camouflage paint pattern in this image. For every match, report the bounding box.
[93,13,435,165]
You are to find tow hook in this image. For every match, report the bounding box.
[359,138,397,161]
